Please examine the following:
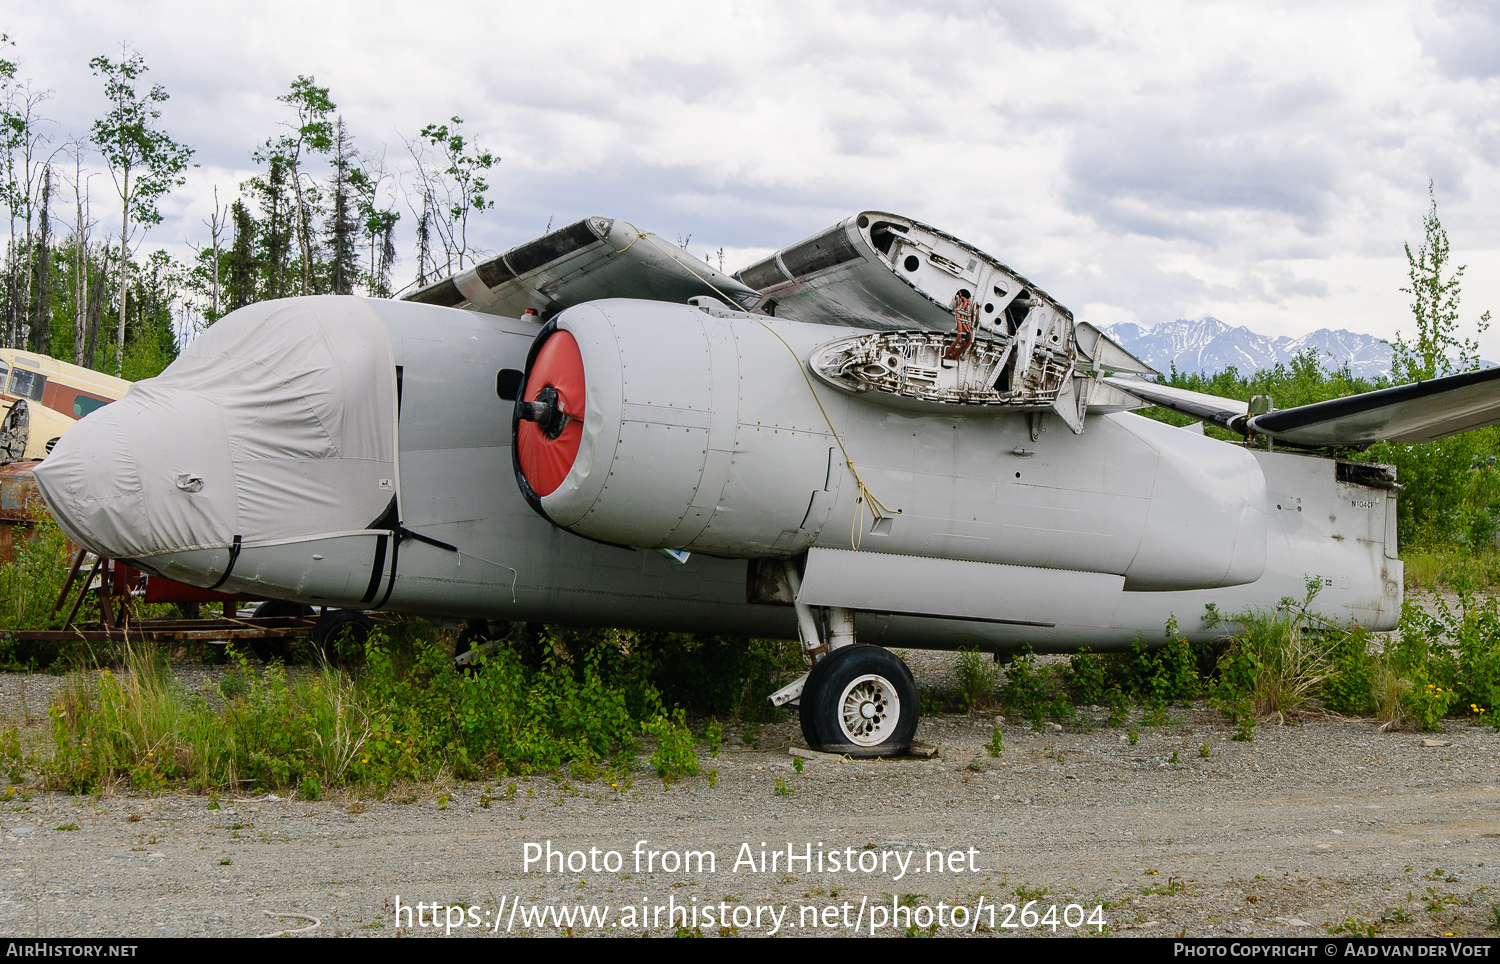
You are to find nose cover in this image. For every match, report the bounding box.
[34,297,399,561]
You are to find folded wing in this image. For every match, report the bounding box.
[403,217,762,318]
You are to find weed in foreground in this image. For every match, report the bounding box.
[643,708,698,784]
[955,647,999,711]
[1207,580,1332,725]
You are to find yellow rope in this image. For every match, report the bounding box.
[613,228,644,254]
[626,228,901,548]
[752,317,901,550]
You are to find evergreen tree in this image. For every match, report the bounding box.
[244,152,293,299]
[325,117,361,295]
[365,207,399,299]
[222,199,258,312]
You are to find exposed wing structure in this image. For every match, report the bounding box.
[1107,365,1500,447]
[403,217,761,318]
[735,212,1065,334]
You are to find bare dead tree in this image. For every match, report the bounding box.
[200,184,228,319]
[63,140,97,365]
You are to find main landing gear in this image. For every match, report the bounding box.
[769,562,919,757]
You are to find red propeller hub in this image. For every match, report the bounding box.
[516,330,585,497]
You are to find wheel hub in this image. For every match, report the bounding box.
[838,674,901,746]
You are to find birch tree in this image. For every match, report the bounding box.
[63,141,96,365]
[89,48,193,375]
[1390,182,1491,384]
[405,116,495,279]
[271,76,333,296]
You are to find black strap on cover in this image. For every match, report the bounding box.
[206,534,242,591]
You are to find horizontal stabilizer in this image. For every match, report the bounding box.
[1247,364,1500,446]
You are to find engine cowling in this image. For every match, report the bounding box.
[513,299,838,555]
[512,298,1267,591]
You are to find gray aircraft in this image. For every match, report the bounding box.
[32,212,1500,756]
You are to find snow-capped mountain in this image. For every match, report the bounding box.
[1101,317,1394,378]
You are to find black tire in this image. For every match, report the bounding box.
[799,644,918,757]
[249,600,311,663]
[312,609,374,665]
[454,619,486,657]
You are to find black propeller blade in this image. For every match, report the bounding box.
[1106,364,1500,447]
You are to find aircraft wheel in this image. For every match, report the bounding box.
[312,609,374,665]
[799,644,918,757]
[249,600,310,663]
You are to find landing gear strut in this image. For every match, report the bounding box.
[770,560,919,757]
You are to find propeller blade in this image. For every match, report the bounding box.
[1101,377,1248,430]
[1247,364,1500,446]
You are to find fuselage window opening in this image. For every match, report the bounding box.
[8,369,44,402]
[73,395,108,418]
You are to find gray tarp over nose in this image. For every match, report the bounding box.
[35,297,399,560]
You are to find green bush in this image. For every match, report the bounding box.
[643,708,699,783]
[1000,648,1071,730]
[1322,628,1378,716]
[0,506,90,667]
[1097,624,1202,712]
[1064,649,1108,705]
[1386,590,1499,730]
[623,631,799,722]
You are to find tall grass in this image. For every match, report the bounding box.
[1204,578,1499,734]
[955,647,999,711]
[40,646,376,795]
[1213,608,1332,724]
[11,625,711,796]
[0,505,80,662]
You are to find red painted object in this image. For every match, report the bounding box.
[516,330,585,497]
[142,576,254,604]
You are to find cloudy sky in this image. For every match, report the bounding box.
[8,0,1500,354]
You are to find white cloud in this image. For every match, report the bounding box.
[6,0,1499,355]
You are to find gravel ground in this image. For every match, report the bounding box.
[0,654,1496,938]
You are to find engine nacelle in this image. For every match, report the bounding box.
[513,299,1267,591]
